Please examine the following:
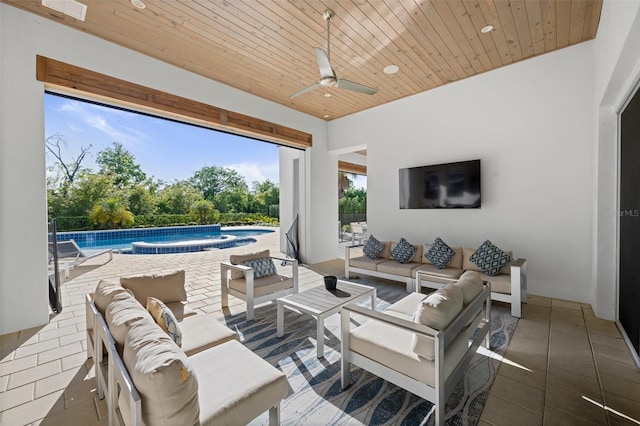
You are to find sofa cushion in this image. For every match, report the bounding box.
[93,279,128,314]
[379,241,392,259]
[123,316,199,425]
[190,339,288,425]
[120,270,187,305]
[164,301,198,321]
[105,291,153,348]
[229,274,293,298]
[147,297,182,347]
[363,235,385,259]
[424,237,456,269]
[230,250,271,280]
[479,272,512,294]
[390,238,417,264]
[455,271,484,305]
[349,312,470,386]
[241,257,277,279]
[470,240,512,276]
[179,314,237,357]
[411,284,464,360]
[384,292,428,318]
[349,255,389,271]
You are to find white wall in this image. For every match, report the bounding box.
[0,4,333,334]
[330,43,596,303]
[592,1,640,320]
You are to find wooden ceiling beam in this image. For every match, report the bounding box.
[339,161,367,175]
[35,55,312,149]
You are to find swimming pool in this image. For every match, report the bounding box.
[55,225,274,253]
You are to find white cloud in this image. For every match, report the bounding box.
[227,162,279,187]
[59,99,147,144]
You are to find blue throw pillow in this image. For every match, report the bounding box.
[470,240,512,276]
[425,237,455,269]
[242,257,277,279]
[363,235,385,259]
[390,238,417,264]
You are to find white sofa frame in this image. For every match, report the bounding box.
[340,283,491,426]
[86,294,282,426]
[345,245,527,317]
[221,256,298,320]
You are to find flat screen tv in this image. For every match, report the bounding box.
[399,159,481,209]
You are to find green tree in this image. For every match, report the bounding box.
[157,181,204,214]
[57,172,115,217]
[96,142,146,188]
[126,183,158,216]
[90,198,134,229]
[189,166,247,201]
[213,189,248,213]
[251,179,279,216]
[338,172,356,199]
[189,200,220,224]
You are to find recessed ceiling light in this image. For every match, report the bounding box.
[323,93,331,98]
[481,25,494,33]
[131,0,146,9]
[323,114,330,119]
[383,65,399,74]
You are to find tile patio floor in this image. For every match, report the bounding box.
[1,229,639,425]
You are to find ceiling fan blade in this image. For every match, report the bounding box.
[290,82,322,99]
[336,79,377,95]
[314,48,334,79]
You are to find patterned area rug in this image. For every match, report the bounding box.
[225,278,518,426]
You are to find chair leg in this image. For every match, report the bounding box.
[246,300,254,321]
[268,405,280,426]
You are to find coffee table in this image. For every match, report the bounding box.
[276,280,376,358]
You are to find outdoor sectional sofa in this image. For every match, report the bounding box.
[85,270,288,425]
[341,270,492,426]
[345,238,527,317]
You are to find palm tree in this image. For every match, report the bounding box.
[338,172,355,199]
[90,198,134,229]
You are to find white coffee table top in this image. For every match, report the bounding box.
[276,280,376,358]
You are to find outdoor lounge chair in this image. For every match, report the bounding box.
[48,239,113,279]
[220,249,298,320]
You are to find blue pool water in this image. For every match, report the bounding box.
[55,225,274,253]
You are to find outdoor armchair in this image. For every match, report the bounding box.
[220,249,298,320]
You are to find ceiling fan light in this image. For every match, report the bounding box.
[383,65,399,74]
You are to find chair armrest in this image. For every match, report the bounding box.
[220,261,252,273]
[511,258,527,268]
[342,303,439,338]
[270,256,297,265]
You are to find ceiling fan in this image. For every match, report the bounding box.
[290,9,378,99]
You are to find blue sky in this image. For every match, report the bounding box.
[44,93,366,189]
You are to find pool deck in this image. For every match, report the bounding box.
[2,227,639,425]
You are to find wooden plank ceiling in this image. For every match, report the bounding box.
[4,0,602,120]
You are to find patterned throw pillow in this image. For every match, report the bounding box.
[470,240,512,276]
[425,237,456,269]
[146,297,182,347]
[363,234,385,259]
[390,238,417,264]
[242,257,277,279]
